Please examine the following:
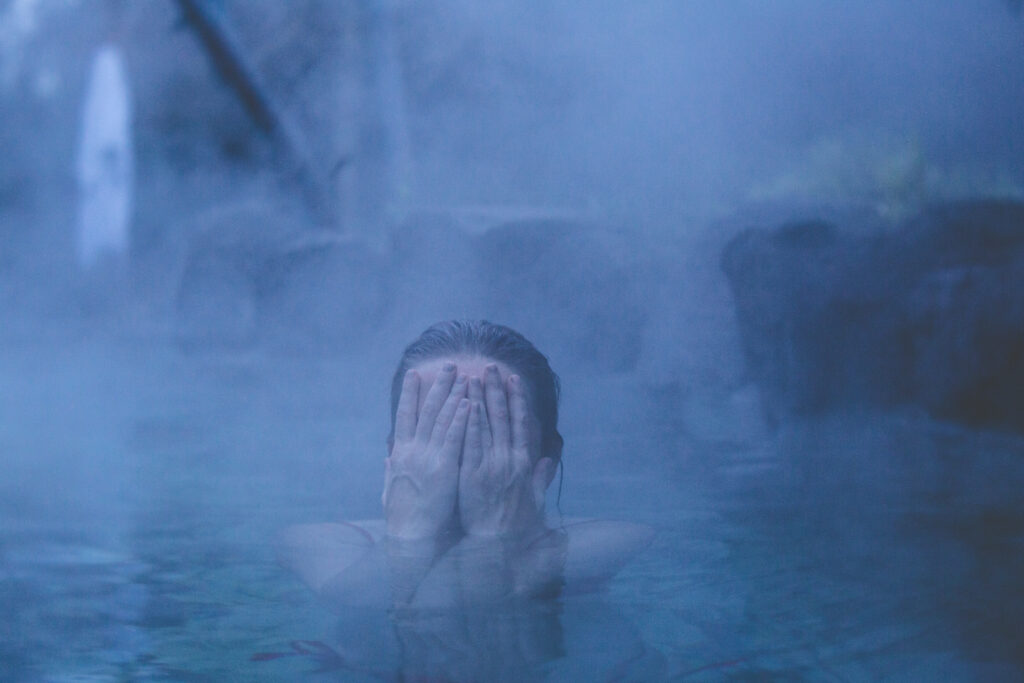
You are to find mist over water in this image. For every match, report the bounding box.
[2,1,1024,679]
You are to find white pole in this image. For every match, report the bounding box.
[76,43,133,270]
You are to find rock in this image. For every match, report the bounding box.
[909,256,1024,428]
[472,219,646,373]
[722,199,1024,432]
[634,228,746,393]
[175,204,388,352]
[387,213,480,331]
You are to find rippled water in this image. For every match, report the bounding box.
[2,331,1022,681]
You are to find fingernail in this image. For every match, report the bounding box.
[443,362,456,372]
[455,373,467,385]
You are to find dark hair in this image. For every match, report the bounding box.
[390,320,563,462]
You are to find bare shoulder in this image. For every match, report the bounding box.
[276,520,385,591]
[558,518,655,594]
[278,520,386,548]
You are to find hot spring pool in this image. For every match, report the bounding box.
[2,335,1022,681]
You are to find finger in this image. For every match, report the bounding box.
[415,362,457,442]
[394,370,419,442]
[430,373,468,447]
[508,374,531,465]
[531,457,553,510]
[484,364,510,450]
[468,376,492,450]
[441,398,470,464]
[463,400,484,471]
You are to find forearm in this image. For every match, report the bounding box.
[385,532,459,608]
[389,528,561,609]
[452,534,517,604]
[450,527,567,604]
[313,533,452,609]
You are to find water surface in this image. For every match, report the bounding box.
[2,331,1022,680]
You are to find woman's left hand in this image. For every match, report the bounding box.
[458,365,552,537]
[383,366,469,540]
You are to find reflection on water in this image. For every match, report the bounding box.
[1,335,1022,680]
[293,595,660,681]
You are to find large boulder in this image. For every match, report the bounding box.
[386,213,481,331]
[472,219,647,373]
[722,199,1024,432]
[385,212,647,374]
[175,204,389,352]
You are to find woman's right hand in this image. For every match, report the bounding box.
[457,367,547,538]
[383,364,469,540]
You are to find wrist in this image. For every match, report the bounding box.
[385,524,461,607]
[386,511,460,544]
[385,522,439,542]
[461,504,545,540]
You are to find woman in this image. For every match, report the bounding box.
[279,320,653,609]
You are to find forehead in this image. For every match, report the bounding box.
[412,356,522,414]
[412,355,516,383]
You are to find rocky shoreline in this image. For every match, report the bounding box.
[722,199,1024,434]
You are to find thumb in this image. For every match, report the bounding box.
[531,457,554,510]
[382,456,393,506]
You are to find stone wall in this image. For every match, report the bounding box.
[722,199,1024,433]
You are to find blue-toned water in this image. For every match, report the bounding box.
[2,328,1022,681]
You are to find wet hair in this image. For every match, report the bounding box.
[390,320,563,462]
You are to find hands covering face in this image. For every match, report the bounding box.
[383,363,552,540]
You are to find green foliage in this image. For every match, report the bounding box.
[749,134,1024,224]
